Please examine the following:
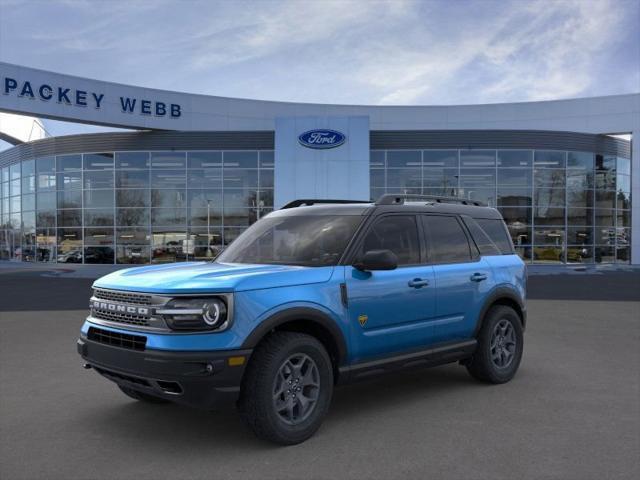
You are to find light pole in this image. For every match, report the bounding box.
[207,200,211,239]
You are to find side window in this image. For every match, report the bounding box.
[360,215,420,266]
[475,218,514,254]
[423,215,472,263]
[463,217,501,256]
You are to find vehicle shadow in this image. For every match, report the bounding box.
[329,365,476,421]
[75,364,486,451]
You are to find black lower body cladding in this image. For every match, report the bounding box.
[77,335,252,409]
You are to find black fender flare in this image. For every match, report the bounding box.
[474,286,527,335]
[241,307,348,365]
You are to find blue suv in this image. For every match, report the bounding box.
[78,194,526,444]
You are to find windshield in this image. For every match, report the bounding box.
[217,215,363,266]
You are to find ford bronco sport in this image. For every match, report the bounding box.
[77,194,526,444]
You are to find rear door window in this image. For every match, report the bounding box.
[422,215,472,264]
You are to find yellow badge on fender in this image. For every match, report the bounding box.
[358,314,368,327]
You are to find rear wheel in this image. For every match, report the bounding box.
[239,332,334,445]
[118,385,169,404]
[466,305,523,384]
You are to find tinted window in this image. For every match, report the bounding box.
[57,155,82,171]
[224,151,258,168]
[83,153,114,170]
[116,152,149,169]
[218,215,362,267]
[423,215,471,263]
[462,217,501,255]
[36,157,55,174]
[150,152,185,169]
[117,170,149,188]
[476,218,514,254]
[498,150,532,167]
[360,216,420,266]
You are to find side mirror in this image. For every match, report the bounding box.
[353,249,398,271]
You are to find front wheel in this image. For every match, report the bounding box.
[239,332,334,445]
[466,305,523,384]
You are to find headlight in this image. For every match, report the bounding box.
[156,297,229,331]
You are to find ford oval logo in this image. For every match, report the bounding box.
[298,129,346,149]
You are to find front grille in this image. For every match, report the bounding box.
[92,309,150,326]
[88,327,147,351]
[91,288,156,329]
[93,288,152,305]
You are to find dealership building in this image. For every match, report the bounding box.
[0,62,638,265]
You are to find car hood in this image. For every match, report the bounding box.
[93,262,335,294]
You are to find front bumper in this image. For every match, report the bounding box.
[77,335,252,410]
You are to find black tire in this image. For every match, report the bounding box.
[238,332,334,445]
[466,305,523,384]
[118,385,169,404]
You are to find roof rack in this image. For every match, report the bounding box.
[375,194,486,207]
[281,199,372,209]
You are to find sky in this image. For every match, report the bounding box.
[0,0,638,142]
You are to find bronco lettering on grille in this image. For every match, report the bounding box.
[91,300,149,316]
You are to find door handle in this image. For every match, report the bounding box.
[408,278,430,288]
[470,273,488,282]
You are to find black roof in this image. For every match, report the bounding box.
[270,203,373,217]
[374,202,503,219]
[273,197,503,220]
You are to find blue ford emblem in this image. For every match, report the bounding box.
[298,129,346,149]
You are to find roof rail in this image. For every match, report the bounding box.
[375,194,486,207]
[281,199,371,209]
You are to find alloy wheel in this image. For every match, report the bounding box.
[490,319,517,369]
[272,353,320,425]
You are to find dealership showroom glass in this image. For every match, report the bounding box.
[0,62,637,266]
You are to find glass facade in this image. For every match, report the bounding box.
[370,149,631,264]
[0,150,274,264]
[0,147,631,265]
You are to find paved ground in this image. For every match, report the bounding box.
[0,269,638,480]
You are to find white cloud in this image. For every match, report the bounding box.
[474,0,626,102]
[0,0,636,106]
[360,0,631,104]
[186,0,411,70]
